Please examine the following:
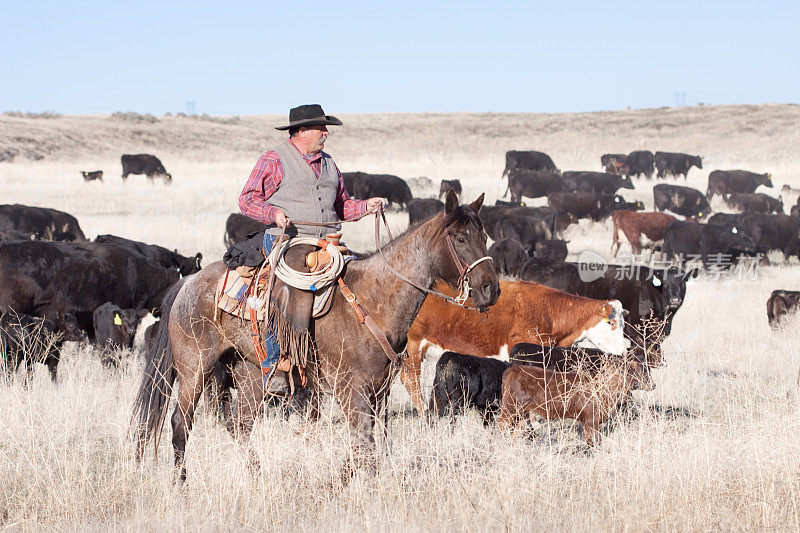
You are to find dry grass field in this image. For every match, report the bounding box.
[2,104,800,530]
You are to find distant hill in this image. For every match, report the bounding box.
[2,104,798,167]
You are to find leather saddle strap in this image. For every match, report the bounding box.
[337,278,400,365]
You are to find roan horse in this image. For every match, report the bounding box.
[132,191,500,483]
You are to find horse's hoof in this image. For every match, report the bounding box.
[175,467,187,485]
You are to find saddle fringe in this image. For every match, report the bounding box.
[264,306,318,389]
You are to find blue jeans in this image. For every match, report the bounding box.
[260,232,281,369]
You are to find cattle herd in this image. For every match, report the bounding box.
[2,145,800,455]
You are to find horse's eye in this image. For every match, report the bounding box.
[457,236,466,244]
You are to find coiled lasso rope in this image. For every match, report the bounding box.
[267,236,345,291]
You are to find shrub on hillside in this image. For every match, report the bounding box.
[111,112,159,123]
[3,111,62,119]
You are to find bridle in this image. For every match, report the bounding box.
[373,207,492,310]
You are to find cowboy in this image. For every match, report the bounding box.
[238,104,386,390]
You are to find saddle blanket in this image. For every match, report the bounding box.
[215,268,339,321]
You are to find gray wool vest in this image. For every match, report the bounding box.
[266,140,341,238]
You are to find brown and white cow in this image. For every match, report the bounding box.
[401,280,628,413]
[611,210,678,257]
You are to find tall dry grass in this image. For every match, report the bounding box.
[1,105,800,529]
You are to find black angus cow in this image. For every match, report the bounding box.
[707,213,784,258]
[534,239,569,261]
[94,234,202,276]
[581,265,695,363]
[601,153,628,174]
[0,311,84,381]
[707,170,773,201]
[507,170,571,202]
[766,290,800,329]
[547,192,628,222]
[342,172,413,208]
[662,220,757,268]
[653,184,712,219]
[80,170,103,181]
[620,151,655,180]
[224,213,267,248]
[480,205,557,240]
[92,302,148,363]
[516,257,585,294]
[488,239,527,276]
[438,179,462,200]
[428,351,510,424]
[493,214,552,252]
[0,241,180,372]
[562,171,635,195]
[726,193,783,214]
[0,204,86,242]
[502,150,558,177]
[121,154,172,183]
[736,213,800,256]
[707,213,743,226]
[407,198,444,225]
[654,152,703,180]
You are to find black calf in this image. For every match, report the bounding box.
[428,351,509,424]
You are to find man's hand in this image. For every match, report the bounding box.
[274,210,291,229]
[366,197,387,212]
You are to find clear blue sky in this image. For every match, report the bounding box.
[2,0,797,115]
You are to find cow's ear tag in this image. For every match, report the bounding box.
[114,314,122,326]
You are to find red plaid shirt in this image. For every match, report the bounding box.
[239,140,367,224]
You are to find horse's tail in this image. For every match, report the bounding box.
[131,278,185,459]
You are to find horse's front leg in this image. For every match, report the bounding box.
[338,393,377,486]
[227,360,265,441]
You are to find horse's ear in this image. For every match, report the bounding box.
[469,193,485,213]
[444,189,459,214]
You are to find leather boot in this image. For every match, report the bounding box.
[263,369,290,396]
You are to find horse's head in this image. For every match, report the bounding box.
[435,189,500,310]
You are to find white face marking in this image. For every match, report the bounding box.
[573,301,629,355]
[652,276,662,287]
[732,227,738,234]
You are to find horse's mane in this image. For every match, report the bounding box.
[356,204,484,260]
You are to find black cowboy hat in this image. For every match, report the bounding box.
[275,104,343,131]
